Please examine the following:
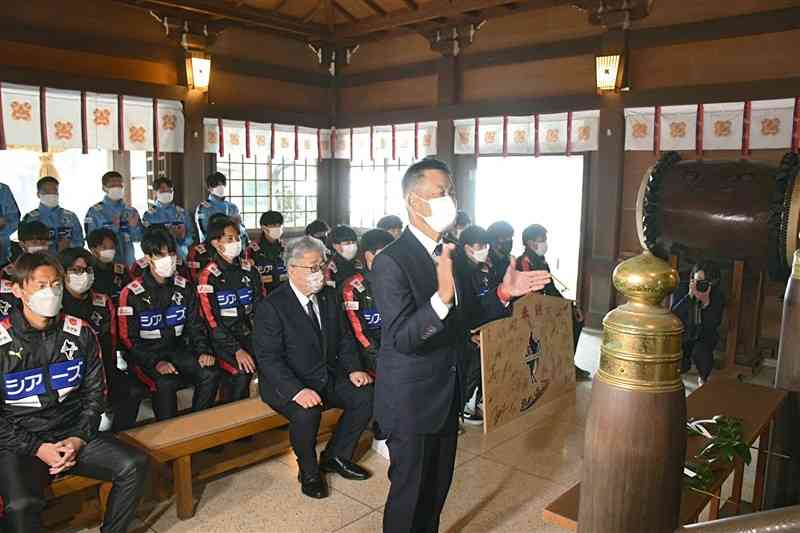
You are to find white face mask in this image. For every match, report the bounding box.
[106,187,124,201]
[157,191,174,205]
[152,255,177,278]
[40,194,59,208]
[26,285,63,317]
[469,247,490,264]
[211,185,226,198]
[533,242,548,257]
[25,245,49,254]
[415,194,457,234]
[340,243,358,261]
[223,240,242,259]
[67,272,94,294]
[98,249,116,263]
[265,227,283,240]
[307,270,324,294]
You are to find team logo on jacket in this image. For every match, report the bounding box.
[172,291,184,306]
[90,311,103,329]
[216,290,238,309]
[63,316,82,336]
[49,359,85,399]
[237,287,253,306]
[361,309,382,330]
[4,368,46,405]
[60,339,79,360]
[165,305,187,327]
[138,310,163,339]
[0,299,11,317]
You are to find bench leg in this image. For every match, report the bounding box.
[172,456,194,520]
[98,483,112,516]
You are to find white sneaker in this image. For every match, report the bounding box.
[372,438,390,461]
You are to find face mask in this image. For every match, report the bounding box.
[533,242,548,257]
[416,194,457,234]
[67,272,94,294]
[496,241,513,256]
[307,271,324,294]
[157,191,174,205]
[26,285,63,318]
[40,194,59,208]
[340,243,358,261]
[265,227,283,240]
[223,240,242,259]
[211,185,226,198]
[98,249,116,263]
[25,245,49,254]
[469,247,490,264]
[106,187,124,201]
[153,255,177,278]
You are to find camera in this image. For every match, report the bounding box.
[695,280,710,292]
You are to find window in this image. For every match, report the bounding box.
[349,159,409,228]
[216,154,318,229]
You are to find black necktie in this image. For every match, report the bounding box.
[433,243,443,260]
[307,299,322,338]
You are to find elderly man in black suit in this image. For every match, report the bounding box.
[371,158,551,532]
[253,236,374,499]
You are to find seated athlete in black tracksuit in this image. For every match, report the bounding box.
[118,227,220,421]
[246,210,288,296]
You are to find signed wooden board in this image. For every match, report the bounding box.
[479,293,577,434]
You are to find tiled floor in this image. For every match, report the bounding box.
[64,329,773,533]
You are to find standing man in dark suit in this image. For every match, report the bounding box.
[372,158,551,532]
[253,236,374,500]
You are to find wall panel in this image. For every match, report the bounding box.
[338,76,437,114]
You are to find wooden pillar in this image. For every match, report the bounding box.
[583,95,625,327]
[453,155,477,220]
[182,90,207,238]
[436,53,460,171]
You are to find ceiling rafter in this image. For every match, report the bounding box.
[402,0,419,9]
[360,0,388,16]
[272,0,290,11]
[302,0,325,23]
[333,1,359,22]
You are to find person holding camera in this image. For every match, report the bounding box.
[671,261,725,386]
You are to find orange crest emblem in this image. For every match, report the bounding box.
[128,126,146,144]
[713,120,732,137]
[761,118,780,136]
[422,133,432,147]
[303,139,312,151]
[379,137,387,150]
[632,122,648,139]
[577,126,591,142]
[93,108,111,126]
[10,101,32,121]
[512,129,527,144]
[545,129,559,144]
[280,137,290,149]
[207,131,218,145]
[457,128,471,145]
[321,140,330,153]
[256,135,266,147]
[229,133,240,146]
[161,114,177,131]
[54,121,73,140]
[669,121,687,139]
[484,130,497,145]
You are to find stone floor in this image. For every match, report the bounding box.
[65,329,773,533]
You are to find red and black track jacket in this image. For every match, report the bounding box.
[186,243,213,282]
[62,290,117,375]
[340,272,381,370]
[245,237,288,295]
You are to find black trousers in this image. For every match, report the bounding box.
[0,435,148,533]
[138,349,221,420]
[383,396,459,533]
[462,341,482,410]
[271,375,374,477]
[109,371,150,432]
[219,372,253,404]
[682,339,715,381]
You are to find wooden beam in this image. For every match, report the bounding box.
[201,103,331,129]
[402,0,418,9]
[273,0,290,11]
[326,0,335,33]
[302,0,325,23]
[333,1,359,22]
[360,0,387,16]
[335,0,574,39]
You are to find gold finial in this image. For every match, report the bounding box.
[598,251,684,392]
[792,249,800,280]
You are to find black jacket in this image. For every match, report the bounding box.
[118,270,210,370]
[371,229,507,434]
[454,249,510,331]
[517,251,562,298]
[253,283,362,407]
[0,309,105,454]
[671,282,725,347]
[0,264,19,317]
[324,253,359,289]
[246,237,288,295]
[196,252,262,372]
[63,290,117,374]
[341,271,381,370]
[93,261,131,302]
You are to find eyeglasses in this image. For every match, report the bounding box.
[67,267,94,275]
[291,263,326,274]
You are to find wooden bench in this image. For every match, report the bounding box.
[120,397,345,520]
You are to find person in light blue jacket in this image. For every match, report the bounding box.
[84,171,143,266]
[195,172,248,249]
[0,182,20,265]
[22,176,84,253]
[142,177,193,259]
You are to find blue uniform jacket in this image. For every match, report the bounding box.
[142,201,194,259]
[84,197,143,266]
[22,205,85,252]
[195,195,248,248]
[0,184,20,264]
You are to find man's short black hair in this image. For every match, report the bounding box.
[692,261,720,283]
[260,211,284,227]
[207,216,240,244]
[11,252,64,286]
[18,221,50,242]
[401,157,451,197]
[458,225,489,248]
[206,172,227,188]
[305,219,330,236]
[522,224,547,244]
[37,176,59,192]
[153,177,173,189]
[455,211,471,227]
[101,171,123,187]
[141,225,177,257]
[59,247,95,271]
[487,221,514,242]
[377,215,403,232]
[329,225,358,245]
[360,229,395,254]
[87,228,118,249]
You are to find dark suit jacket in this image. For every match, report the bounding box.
[371,228,507,435]
[253,283,362,407]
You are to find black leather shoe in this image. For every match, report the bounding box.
[298,472,329,499]
[320,456,372,480]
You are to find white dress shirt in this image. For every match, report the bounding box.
[407,224,452,320]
